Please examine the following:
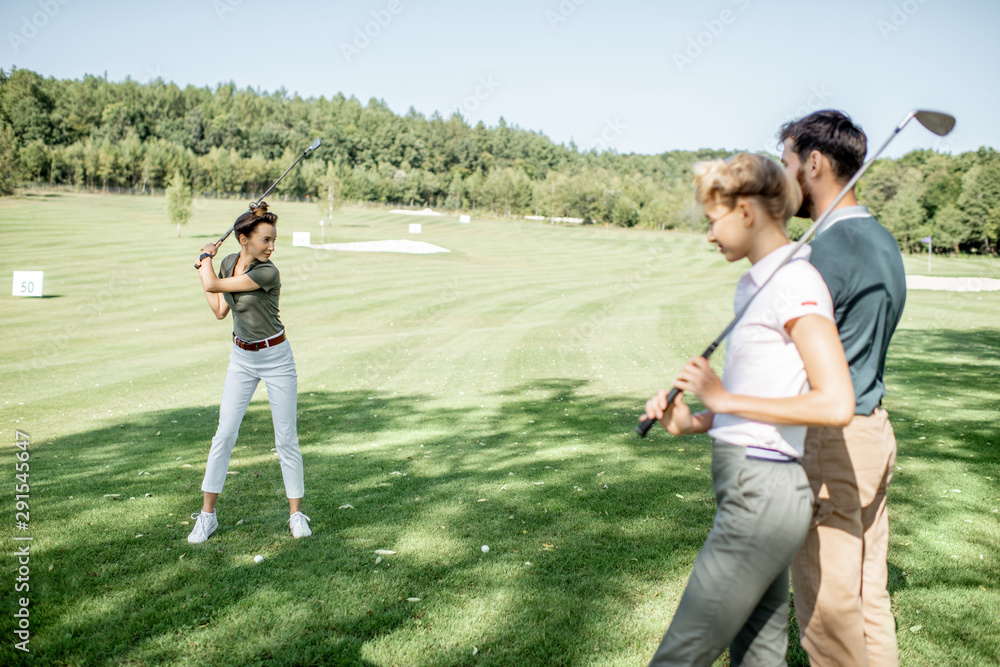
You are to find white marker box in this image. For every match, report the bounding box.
[459,215,471,224]
[292,232,311,247]
[12,271,44,297]
[409,223,422,234]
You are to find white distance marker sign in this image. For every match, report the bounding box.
[409,223,422,234]
[459,215,471,224]
[292,232,311,247]
[12,271,44,297]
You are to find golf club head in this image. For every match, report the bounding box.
[307,137,322,152]
[913,111,956,136]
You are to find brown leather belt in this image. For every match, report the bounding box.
[233,331,286,351]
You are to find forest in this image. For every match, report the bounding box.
[1,67,997,253]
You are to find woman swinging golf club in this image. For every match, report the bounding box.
[188,202,311,543]
[643,154,853,666]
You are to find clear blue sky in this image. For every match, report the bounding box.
[3,0,996,158]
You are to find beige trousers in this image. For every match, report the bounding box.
[791,407,899,667]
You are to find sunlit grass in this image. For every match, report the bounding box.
[1,193,997,665]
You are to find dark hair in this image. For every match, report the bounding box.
[233,201,277,242]
[778,110,867,182]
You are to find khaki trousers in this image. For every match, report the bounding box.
[791,407,899,666]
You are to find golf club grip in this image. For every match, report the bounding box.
[636,387,680,437]
[194,228,236,269]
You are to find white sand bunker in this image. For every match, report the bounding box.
[390,208,443,217]
[906,275,1000,292]
[310,240,450,254]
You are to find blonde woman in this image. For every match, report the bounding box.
[642,154,853,666]
[188,203,310,544]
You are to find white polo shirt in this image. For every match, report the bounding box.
[708,243,835,459]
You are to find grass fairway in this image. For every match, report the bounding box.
[2,192,998,666]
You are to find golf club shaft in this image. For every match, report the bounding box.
[636,116,918,438]
[251,147,314,208]
[195,140,320,269]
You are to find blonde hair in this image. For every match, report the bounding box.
[693,153,802,223]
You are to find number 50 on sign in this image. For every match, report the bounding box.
[12,271,44,297]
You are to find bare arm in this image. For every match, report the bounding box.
[198,263,261,294]
[675,314,854,427]
[195,243,246,319]
[196,243,263,294]
[203,286,230,320]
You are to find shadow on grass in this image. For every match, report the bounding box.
[3,379,717,666]
[737,328,1000,667]
[879,328,1000,664]
[780,329,1000,666]
[15,326,995,667]
[886,329,1000,545]
[8,331,996,665]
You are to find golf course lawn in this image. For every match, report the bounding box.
[2,192,998,666]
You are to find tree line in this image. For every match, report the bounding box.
[1,67,997,252]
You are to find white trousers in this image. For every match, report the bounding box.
[201,340,305,498]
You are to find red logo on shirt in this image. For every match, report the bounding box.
[801,301,818,306]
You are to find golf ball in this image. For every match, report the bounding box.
[481,545,490,553]
[254,554,264,563]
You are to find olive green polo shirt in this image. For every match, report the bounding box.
[218,253,284,342]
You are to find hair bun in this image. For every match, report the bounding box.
[693,153,802,223]
[249,201,269,218]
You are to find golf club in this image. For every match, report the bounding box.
[195,137,322,268]
[636,110,955,438]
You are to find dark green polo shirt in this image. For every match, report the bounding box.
[218,253,284,342]
[808,207,906,415]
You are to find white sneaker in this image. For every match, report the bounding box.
[187,511,218,544]
[289,511,312,538]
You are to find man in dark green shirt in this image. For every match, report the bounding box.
[780,110,903,667]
